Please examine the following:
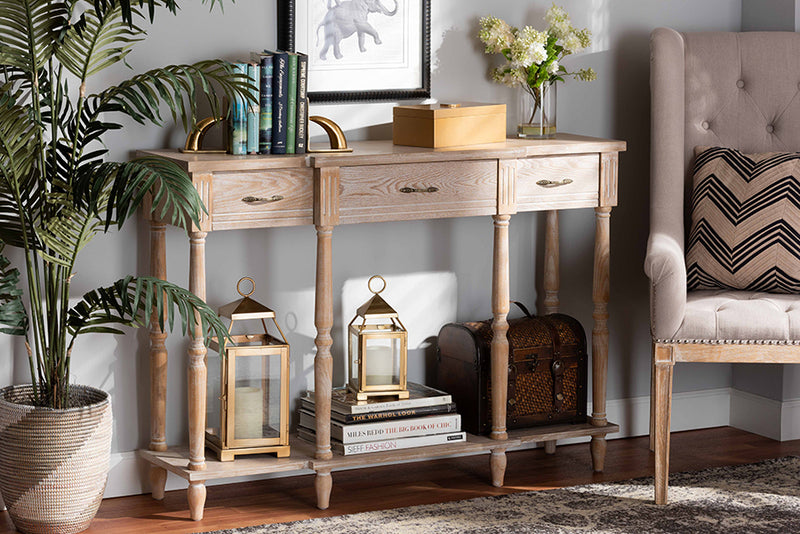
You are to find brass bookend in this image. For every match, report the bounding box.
[181,116,226,153]
[307,116,354,153]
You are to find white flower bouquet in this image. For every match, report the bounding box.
[479,4,596,137]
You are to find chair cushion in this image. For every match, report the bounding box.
[669,290,800,342]
[686,146,800,293]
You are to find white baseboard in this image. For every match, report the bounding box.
[730,389,800,442]
[102,387,733,499]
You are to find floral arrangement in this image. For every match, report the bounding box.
[478,4,596,91]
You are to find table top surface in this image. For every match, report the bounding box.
[139,134,627,174]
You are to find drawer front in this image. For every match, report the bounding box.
[516,154,599,211]
[339,160,497,224]
[211,169,313,229]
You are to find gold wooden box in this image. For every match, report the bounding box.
[392,102,506,148]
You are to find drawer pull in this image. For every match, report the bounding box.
[399,186,439,194]
[536,178,573,188]
[241,195,284,203]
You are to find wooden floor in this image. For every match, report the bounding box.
[2,426,799,533]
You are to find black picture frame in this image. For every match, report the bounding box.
[277,0,431,103]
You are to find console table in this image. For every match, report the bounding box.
[138,134,626,520]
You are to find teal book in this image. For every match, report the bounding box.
[246,62,260,154]
[286,52,298,154]
[250,51,273,154]
[295,52,308,154]
[229,62,248,155]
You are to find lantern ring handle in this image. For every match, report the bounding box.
[368,275,386,294]
[237,276,256,297]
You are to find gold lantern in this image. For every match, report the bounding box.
[348,275,408,401]
[206,277,290,461]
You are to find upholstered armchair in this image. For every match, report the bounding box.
[646,28,800,505]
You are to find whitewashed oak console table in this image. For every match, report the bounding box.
[138,134,626,520]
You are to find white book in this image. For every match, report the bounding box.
[297,427,467,456]
[303,382,452,415]
[299,410,461,443]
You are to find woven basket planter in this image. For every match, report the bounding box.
[0,384,112,534]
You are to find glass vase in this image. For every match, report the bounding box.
[518,81,557,139]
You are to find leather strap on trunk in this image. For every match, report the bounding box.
[541,315,565,412]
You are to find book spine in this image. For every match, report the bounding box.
[271,52,289,154]
[337,432,467,455]
[230,62,248,155]
[340,403,456,424]
[256,55,273,153]
[338,414,461,443]
[246,63,259,154]
[285,53,298,154]
[295,53,308,154]
[345,394,452,415]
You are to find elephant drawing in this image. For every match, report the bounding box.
[316,0,399,60]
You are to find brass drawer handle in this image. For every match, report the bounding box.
[241,195,284,203]
[536,178,573,188]
[400,186,439,193]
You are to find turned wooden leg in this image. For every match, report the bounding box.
[590,207,611,472]
[543,210,560,314]
[490,214,510,442]
[491,448,507,487]
[315,468,333,509]
[188,231,208,473]
[314,225,334,461]
[149,466,168,501]
[188,481,207,521]
[654,343,674,505]
[149,220,169,500]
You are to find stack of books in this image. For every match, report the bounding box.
[229,50,309,156]
[297,383,465,456]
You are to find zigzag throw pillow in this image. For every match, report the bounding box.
[686,147,800,293]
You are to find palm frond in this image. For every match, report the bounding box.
[0,87,42,248]
[0,242,28,336]
[57,2,143,81]
[68,275,228,348]
[35,200,100,268]
[0,0,69,74]
[89,60,253,131]
[76,156,205,231]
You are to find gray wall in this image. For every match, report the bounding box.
[1,1,743,457]
[742,0,796,30]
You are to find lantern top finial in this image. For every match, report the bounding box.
[218,277,276,321]
[356,275,398,319]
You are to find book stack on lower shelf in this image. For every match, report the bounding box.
[297,383,465,456]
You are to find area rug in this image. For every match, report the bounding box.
[203,456,800,533]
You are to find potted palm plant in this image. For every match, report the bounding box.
[0,1,247,532]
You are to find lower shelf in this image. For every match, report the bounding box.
[138,421,619,483]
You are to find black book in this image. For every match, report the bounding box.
[268,50,289,154]
[250,51,273,154]
[295,52,309,154]
[300,398,457,424]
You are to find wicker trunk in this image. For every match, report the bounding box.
[0,384,112,534]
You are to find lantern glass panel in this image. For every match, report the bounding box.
[206,349,222,439]
[363,335,401,387]
[233,353,282,441]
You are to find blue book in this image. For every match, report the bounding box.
[229,62,248,155]
[246,62,260,154]
[250,51,273,154]
[268,50,289,155]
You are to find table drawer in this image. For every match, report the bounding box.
[211,169,313,229]
[338,160,497,224]
[516,155,599,211]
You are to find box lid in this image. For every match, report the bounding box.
[393,102,506,119]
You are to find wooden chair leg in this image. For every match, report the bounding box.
[649,351,656,452]
[653,347,674,505]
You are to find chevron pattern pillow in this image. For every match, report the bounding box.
[686,147,800,293]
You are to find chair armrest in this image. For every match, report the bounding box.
[644,232,686,340]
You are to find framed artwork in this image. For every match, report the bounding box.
[277,0,430,102]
